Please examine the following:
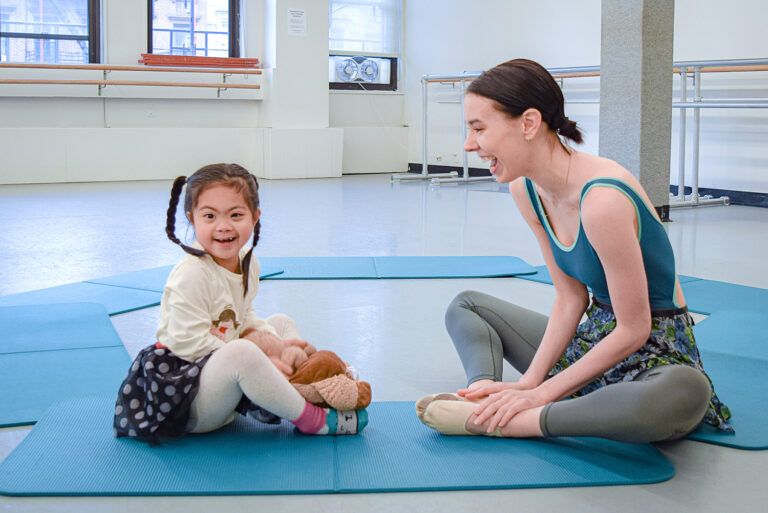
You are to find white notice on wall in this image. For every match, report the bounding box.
[287,8,307,36]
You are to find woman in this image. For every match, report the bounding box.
[416,59,732,443]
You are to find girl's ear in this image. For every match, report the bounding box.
[253,208,261,225]
[186,211,193,224]
[520,108,543,140]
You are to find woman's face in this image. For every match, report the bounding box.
[463,93,526,183]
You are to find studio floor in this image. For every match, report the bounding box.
[1,173,767,512]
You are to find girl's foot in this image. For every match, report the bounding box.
[319,408,368,435]
[292,402,368,435]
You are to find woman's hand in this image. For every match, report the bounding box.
[457,374,539,400]
[471,386,549,433]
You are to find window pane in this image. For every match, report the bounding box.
[1,0,90,63]
[150,0,230,56]
[329,0,399,55]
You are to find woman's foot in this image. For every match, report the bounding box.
[420,400,544,438]
[420,400,501,436]
[414,393,465,421]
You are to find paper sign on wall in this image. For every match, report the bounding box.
[287,8,307,36]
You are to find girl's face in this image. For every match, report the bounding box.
[463,93,527,184]
[188,184,259,273]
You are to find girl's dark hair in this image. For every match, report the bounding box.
[467,58,583,144]
[166,163,261,296]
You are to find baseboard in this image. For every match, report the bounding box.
[407,163,491,177]
[670,185,768,208]
[405,164,768,209]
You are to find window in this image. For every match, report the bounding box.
[148,0,240,58]
[329,0,400,91]
[0,0,100,64]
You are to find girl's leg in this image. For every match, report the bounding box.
[445,290,549,384]
[540,364,712,443]
[187,339,364,435]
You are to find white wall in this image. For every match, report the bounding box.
[404,0,768,193]
[0,0,347,183]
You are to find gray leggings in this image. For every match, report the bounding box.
[446,290,711,443]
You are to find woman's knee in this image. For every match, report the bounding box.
[445,290,482,325]
[637,365,711,440]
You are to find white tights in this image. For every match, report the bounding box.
[186,314,306,433]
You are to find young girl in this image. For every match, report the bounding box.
[417,59,732,443]
[114,163,367,444]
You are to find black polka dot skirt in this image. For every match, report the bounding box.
[114,343,211,445]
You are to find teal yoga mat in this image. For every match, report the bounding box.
[0,303,130,428]
[517,265,701,287]
[681,278,768,315]
[686,350,767,450]
[86,264,285,293]
[0,398,674,496]
[260,256,536,280]
[0,282,162,316]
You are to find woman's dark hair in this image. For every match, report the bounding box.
[467,58,583,144]
[166,163,261,295]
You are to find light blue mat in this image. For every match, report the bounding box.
[517,265,701,287]
[373,256,535,279]
[86,264,285,292]
[0,303,130,428]
[260,257,378,279]
[686,350,767,450]
[681,278,768,315]
[693,310,767,361]
[0,398,674,496]
[260,256,536,280]
[0,282,162,316]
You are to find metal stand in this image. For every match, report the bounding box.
[392,77,457,182]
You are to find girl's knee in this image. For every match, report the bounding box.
[215,337,268,365]
[265,313,299,339]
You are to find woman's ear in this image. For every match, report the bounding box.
[520,108,543,140]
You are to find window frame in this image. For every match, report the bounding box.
[146,0,240,59]
[328,0,401,91]
[0,0,101,63]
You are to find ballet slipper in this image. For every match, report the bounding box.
[414,393,465,421]
[421,400,502,437]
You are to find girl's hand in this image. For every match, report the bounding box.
[283,338,317,356]
[280,345,309,373]
[269,356,293,378]
[472,387,549,433]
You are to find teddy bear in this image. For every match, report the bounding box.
[288,350,372,410]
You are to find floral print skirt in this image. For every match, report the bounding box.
[549,300,733,432]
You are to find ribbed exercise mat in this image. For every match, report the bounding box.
[681,279,768,315]
[0,282,162,316]
[260,256,536,280]
[86,264,285,292]
[0,398,674,496]
[685,349,768,450]
[372,256,536,279]
[0,303,130,427]
[516,265,701,287]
